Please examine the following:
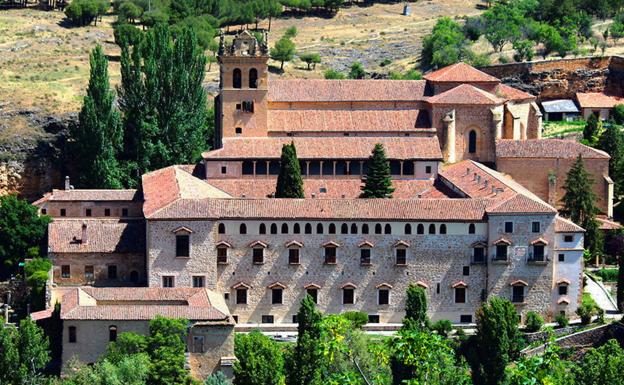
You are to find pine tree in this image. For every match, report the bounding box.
[285,295,324,385]
[361,143,394,198]
[72,45,123,188]
[583,114,602,145]
[403,284,428,330]
[275,142,304,198]
[597,120,623,173]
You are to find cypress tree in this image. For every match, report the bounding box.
[583,114,602,145]
[597,120,623,174]
[275,142,304,198]
[403,284,428,330]
[285,295,324,385]
[361,143,395,198]
[72,44,123,188]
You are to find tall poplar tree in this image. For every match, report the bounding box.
[403,284,428,330]
[285,295,324,385]
[275,142,304,198]
[72,45,123,188]
[361,143,394,198]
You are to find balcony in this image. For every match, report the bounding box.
[527,252,548,265]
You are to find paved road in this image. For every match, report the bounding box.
[585,274,619,313]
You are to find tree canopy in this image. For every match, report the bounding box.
[360,143,394,198]
[275,142,304,198]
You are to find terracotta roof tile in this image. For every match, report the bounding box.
[496,139,610,159]
[202,137,443,160]
[34,189,141,204]
[267,109,429,133]
[554,217,585,233]
[596,216,622,230]
[48,219,144,254]
[268,79,426,102]
[428,84,504,105]
[486,194,556,214]
[495,84,535,101]
[424,63,500,83]
[576,92,624,109]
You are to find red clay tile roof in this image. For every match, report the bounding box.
[596,216,622,230]
[496,139,610,159]
[205,178,449,199]
[428,84,504,105]
[267,108,428,133]
[56,287,230,321]
[146,197,490,221]
[34,189,140,205]
[268,79,426,102]
[48,219,145,254]
[495,84,535,101]
[554,217,585,233]
[424,63,500,83]
[202,137,443,160]
[576,92,624,109]
[487,194,556,214]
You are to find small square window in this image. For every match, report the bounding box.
[236,289,247,304]
[108,265,117,280]
[224,292,230,301]
[162,276,175,288]
[192,276,205,288]
[41,208,47,215]
[564,235,574,242]
[221,166,227,174]
[558,285,568,295]
[532,222,540,233]
[217,247,228,264]
[343,288,355,304]
[463,266,470,276]
[235,127,243,135]
[85,209,92,217]
[460,315,472,323]
[378,289,389,305]
[368,315,380,323]
[253,248,264,264]
[68,326,77,343]
[236,103,242,110]
[425,165,432,174]
[104,208,111,217]
[504,222,513,233]
[61,265,70,279]
[288,248,300,264]
[60,208,66,217]
[558,253,565,262]
[261,315,274,324]
[84,265,94,280]
[272,288,283,304]
[122,208,129,217]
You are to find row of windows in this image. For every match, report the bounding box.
[44,207,130,217]
[60,265,140,283]
[237,159,433,177]
[245,313,475,325]
[232,68,258,89]
[68,325,118,344]
[217,222,477,236]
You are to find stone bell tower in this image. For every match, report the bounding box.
[214,30,269,148]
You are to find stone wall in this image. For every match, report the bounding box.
[522,322,624,356]
[480,57,624,100]
[50,252,146,286]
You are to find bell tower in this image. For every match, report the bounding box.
[214,30,269,148]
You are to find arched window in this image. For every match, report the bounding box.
[270,223,278,234]
[305,223,312,234]
[468,130,477,154]
[109,325,117,342]
[218,223,226,234]
[259,223,266,234]
[362,224,369,234]
[351,224,358,234]
[375,224,382,234]
[281,223,289,234]
[329,223,336,234]
[341,223,348,234]
[428,224,436,234]
[240,223,247,234]
[440,224,447,234]
[249,68,258,88]
[384,224,392,234]
[316,223,323,234]
[468,223,476,234]
[417,224,424,234]
[405,224,412,235]
[233,68,242,89]
[293,223,301,234]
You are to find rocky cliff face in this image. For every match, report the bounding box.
[0,107,74,201]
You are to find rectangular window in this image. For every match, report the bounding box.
[68,326,77,343]
[86,208,92,217]
[236,103,242,110]
[60,208,66,217]
[306,288,318,304]
[253,248,264,264]
[236,289,247,304]
[242,101,254,113]
[84,265,94,280]
[176,235,190,257]
[288,248,300,264]
[504,221,513,233]
[496,245,508,260]
[224,293,230,301]
[122,208,129,217]
[261,315,274,324]
[425,165,432,174]
[395,248,407,265]
[378,289,390,305]
[463,266,470,276]
[531,221,540,233]
[324,247,336,264]
[217,247,228,264]
[360,249,371,265]
[192,276,205,288]
[343,288,355,304]
[532,245,545,261]
[512,286,525,303]
[41,208,47,215]
[558,253,565,262]
[61,265,70,279]
[460,315,473,323]
[473,247,485,263]
[221,166,227,174]
[192,335,205,353]
[162,276,175,288]
[272,288,283,304]
[436,283,440,294]
[564,235,574,242]
[104,208,111,217]
[292,315,298,323]
[455,287,466,303]
[107,265,117,280]
[558,285,568,295]
[368,315,380,323]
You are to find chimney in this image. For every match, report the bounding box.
[81,222,88,244]
[64,176,70,190]
[466,167,470,175]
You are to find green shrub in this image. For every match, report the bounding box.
[613,104,624,124]
[577,294,599,325]
[324,69,345,79]
[555,313,569,328]
[342,311,368,328]
[524,311,544,332]
[595,268,619,282]
[431,319,453,337]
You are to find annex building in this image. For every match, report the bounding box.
[31,31,612,379]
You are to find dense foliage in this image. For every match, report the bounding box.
[360,143,394,198]
[286,295,324,385]
[403,284,428,330]
[234,330,285,385]
[0,319,50,385]
[275,142,304,198]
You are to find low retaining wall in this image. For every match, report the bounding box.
[522,322,624,356]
